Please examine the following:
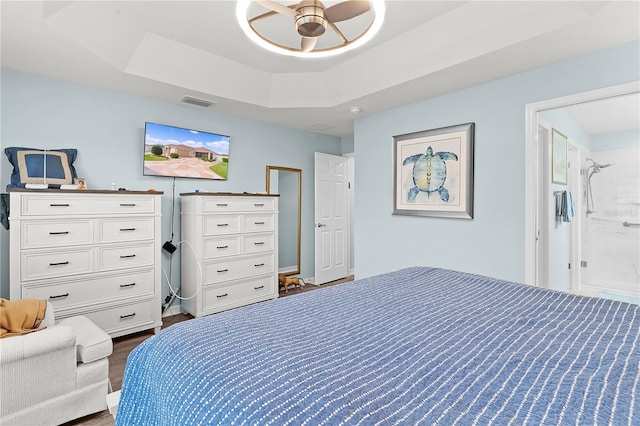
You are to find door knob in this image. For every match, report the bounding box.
[316,223,327,228]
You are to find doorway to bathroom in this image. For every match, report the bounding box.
[525,82,640,302]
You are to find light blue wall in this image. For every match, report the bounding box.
[353,40,640,283]
[540,109,592,150]
[341,134,354,154]
[592,129,640,151]
[0,70,341,300]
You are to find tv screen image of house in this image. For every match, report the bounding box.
[143,122,230,180]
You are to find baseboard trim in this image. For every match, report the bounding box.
[306,273,355,286]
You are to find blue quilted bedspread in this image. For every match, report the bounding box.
[116,267,640,425]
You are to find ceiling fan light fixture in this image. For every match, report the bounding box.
[236,0,386,58]
[295,1,327,37]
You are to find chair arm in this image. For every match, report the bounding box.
[0,326,75,364]
[57,316,112,363]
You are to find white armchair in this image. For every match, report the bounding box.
[0,303,113,425]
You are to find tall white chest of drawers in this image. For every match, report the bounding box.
[180,193,279,317]
[9,189,163,337]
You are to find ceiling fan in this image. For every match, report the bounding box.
[249,0,375,53]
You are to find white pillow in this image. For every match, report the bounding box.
[41,301,55,328]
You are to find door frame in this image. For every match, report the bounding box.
[343,152,354,276]
[567,138,581,291]
[524,81,639,286]
[535,119,551,288]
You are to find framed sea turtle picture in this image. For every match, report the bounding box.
[393,123,474,219]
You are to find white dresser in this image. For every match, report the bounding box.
[180,193,279,317]
[9,189,163,337]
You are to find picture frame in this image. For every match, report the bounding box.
[74,177,87,190]
[393,122,474,219]
[551,128,567,185]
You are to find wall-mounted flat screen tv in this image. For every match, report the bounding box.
[143,122,231,180]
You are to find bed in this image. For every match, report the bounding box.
[116,267,639,425]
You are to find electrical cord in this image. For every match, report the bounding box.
[162,240,203,301]
[161,178,179,313]
[169,177,175,242]
[161,257,174,313]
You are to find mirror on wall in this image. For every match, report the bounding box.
[266,166,302,277]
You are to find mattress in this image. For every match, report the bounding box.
[116,267,640,425]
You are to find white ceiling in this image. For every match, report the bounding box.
[562,92,640,135]
[1,1,639,137]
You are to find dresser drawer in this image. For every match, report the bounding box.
[22,269,156,309]
[98,242,155,271]
[81,300,154,335]
[203,215,241,235]
[202,276,276,312]
[21,219,93,249]
[203,253,274,285]
[98,217,155,243]
[244,214,275,233]
[21,248,92,281]
[20,195,155,216]
[203,235,242,259]
[243,233,274,253]
[201,197,275,213]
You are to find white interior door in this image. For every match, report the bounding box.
[314,152,349,284]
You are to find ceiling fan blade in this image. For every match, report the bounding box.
[325,0,370,23]
[255,0,298,19]
[301,36,317,52]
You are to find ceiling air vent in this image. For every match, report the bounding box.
[305,123,333,132]
[180,96,218,108]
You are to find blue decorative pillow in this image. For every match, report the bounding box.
[4,147,78,189]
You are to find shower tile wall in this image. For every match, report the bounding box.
[581,147,640,297]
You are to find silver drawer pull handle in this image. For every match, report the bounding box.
[49,203,69,207]
[216,203,228,207]
[120,282,136,288]
[216,293,228,298]
[49,293,69,299]
[217,268,229,273]
[254,242,265,245]
[49,261,69,266]
[120,313,136,320]
[254,263,265,267]
[49,231,69,235]
[120,203,136,207]
[120,254,136,259]
[217,245,228,249]
[120,228,136,231]
[254,203,264,207]
[217,223,229,227]
[255,221,265,225]
[254,285,264,290]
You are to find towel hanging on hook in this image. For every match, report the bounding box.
[554,191,565,218]
[554,190,575,222]
[563,191,575,222]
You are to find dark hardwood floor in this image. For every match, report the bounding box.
[64,276,354,426]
